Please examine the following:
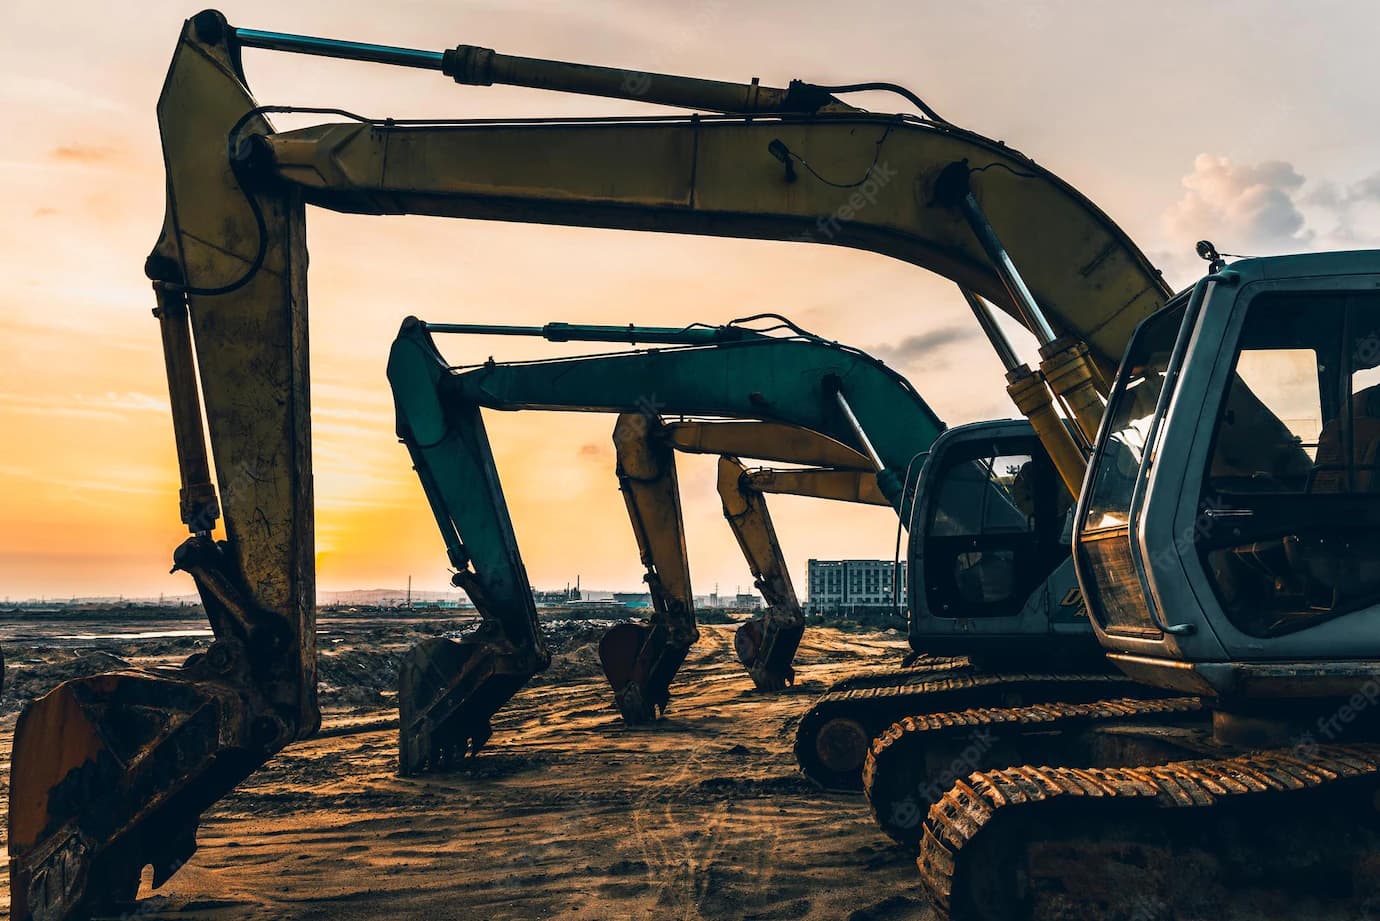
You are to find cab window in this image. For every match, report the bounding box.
[922,437,1070,618]
[1199,290,1380,636]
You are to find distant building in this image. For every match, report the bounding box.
[806,559,907,616]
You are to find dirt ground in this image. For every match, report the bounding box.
[0,619,938,921]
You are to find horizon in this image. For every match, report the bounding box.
[4,1,1380,598]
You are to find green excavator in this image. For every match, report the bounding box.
[386,314,948,769]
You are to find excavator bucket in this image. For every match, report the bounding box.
[597,622,691,722]
[7,668,255,921]
[734,609,804,690]
[398,634,538,774]
[716,458,806,691]
[733,618,764,669]
[597,623,647,695]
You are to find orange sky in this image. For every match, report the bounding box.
[3,0,1379,599]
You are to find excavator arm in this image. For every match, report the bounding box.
[9,11,1169,917]
[603,412,699,722]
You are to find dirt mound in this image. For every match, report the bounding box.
[2,650,131,716]
[317,646,402,710]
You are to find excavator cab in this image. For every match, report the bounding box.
[905,420,1085,667]
[1078,252,1380,704]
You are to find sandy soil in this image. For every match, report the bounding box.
[0,620,936,921]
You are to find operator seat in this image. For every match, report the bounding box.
[1268,383,1380,627]
[1313,383,1380,493]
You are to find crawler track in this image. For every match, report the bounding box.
[863,695,1205,846]
[795,671,1158,790]
[918,742,1380,920]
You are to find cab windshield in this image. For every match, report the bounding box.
[1082,301,1188,530]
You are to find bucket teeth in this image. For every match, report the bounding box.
[397,636,540,775]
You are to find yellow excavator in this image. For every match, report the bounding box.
[608,414,887,693]
[9,12,1163,917]
[21,11,1376,920]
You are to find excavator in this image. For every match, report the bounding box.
[385,313,1144,782]
[608,414,893,692]
[387,313,948,769]
[390,319,891,704]
[613,414,888,693]
[8,12,1165,918]
[387,315,1171,781]
[851,250,1380,919]
[20,10,1360,920]
[389,319,927,774]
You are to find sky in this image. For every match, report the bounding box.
[2,0,1380,600]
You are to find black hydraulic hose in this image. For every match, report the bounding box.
[812,81,946,123]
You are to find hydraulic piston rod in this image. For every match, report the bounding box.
[423,321,768,346]
[233,24,844,114]
[958,287,1020,373]
[828,384,911,511]
[234,28,444,69]
[937,163,1106,446]
[957,287,1088,497]
[936,166,1058,347]
[832,388,885,474]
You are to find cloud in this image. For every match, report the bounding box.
[1162,154,1312,254]
[48,144,121,166]
[1304,172,1380,242]
[1156,155,1380,286]
[32,207,58,217]
[865,325,979,368]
